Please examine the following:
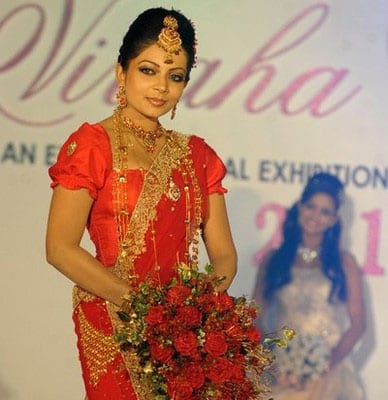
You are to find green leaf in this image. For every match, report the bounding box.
[117,311,131,322]
[113,332,128,343]
[204,263,214,274]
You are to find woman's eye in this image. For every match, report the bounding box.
[304,203,314,210]
[139,67,154,75]
[170,73,185,82]
[321,208,334,217]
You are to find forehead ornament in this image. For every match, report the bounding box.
[157,15,182,64]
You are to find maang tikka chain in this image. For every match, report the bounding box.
[157,15,182,64]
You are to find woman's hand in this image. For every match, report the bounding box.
[202,193,237,292]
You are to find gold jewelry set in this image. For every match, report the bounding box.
[158,15,181,119]
[121,115,164,154]
[76,16,202,391]
[111,11,202,276]
[110,13,203,286]
[116,15,183,124]
[157,15,182,64]
[116,84,127,109]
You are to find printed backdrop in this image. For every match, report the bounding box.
[1,1,387,399]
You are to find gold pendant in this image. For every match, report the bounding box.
[166,177,181,201]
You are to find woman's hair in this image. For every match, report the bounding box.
[117,7,196,81]
[263,172,347,303]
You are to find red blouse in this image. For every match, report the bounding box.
[49,123,227,271]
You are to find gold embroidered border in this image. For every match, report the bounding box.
[72,285,97,309]
[113,131,190,281]
[76,306,120,387]
[108,129,204,398]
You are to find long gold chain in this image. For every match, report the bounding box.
[112,108,203,280]
[112,110,130,245]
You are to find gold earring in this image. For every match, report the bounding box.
[116,85,127,109]
[171,103,178,120]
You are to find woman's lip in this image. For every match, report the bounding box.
[147,97,167,106]
[305,221,320,230]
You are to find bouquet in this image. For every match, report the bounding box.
[273,332,330,389]
[113,263,283,400]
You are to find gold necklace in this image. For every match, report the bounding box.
[112,107,203,272]
[121,115,164,153]
[297,246,320,263]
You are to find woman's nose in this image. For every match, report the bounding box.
[154,77,169,93]
[311,209,323,221]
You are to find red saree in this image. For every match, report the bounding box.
[49,122,227,399]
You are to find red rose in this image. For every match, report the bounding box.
[224,321,244,338]
[204,332,228,357]
[214,292,234,312]
[245,326,261,343]
[229,363,245,383]
[166,285,192,305]
[206,357,232,383]
[173,331,198,356]
[247,304,258,319]
[232,352,246,365]
[235,380,255,399]
[186,363,205,389]
[195,293,217,312]
[176,305,202,327]
[167,376,194,400]
[149,342,174,362]
[153,321,172,335]
[145,305,167,325]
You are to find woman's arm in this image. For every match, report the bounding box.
[330,251,366,367]
[202,193,237,292]
[251,252,274,305]
[45,185,130,306]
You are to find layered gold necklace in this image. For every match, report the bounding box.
[111,108,203,275]
[121,114,164,153]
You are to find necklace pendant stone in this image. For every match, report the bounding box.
[297,246,319,263]
[167,178,181,201]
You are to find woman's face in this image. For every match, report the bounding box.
[116,42,188,122]
[298,193,337,238]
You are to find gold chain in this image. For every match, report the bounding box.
[121,114,164,153]
[112,108,203,281]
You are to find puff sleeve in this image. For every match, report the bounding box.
[49,123,111,199]
[204,142,227,194]
[189,136,227,195]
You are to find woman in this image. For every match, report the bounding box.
[46,7,237,399]
[252,173,366,400]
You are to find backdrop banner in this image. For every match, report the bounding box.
[1,1,386,399]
